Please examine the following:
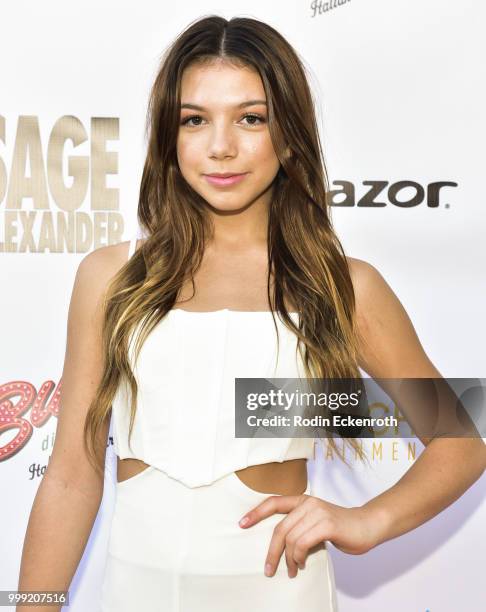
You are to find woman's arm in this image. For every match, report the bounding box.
[16,243,127,611]
[349,258,486,545]
[240,258,485,576]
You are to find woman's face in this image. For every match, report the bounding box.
[176,59,281,213]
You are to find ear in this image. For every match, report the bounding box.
[284,146,292,159]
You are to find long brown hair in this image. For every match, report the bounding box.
[84,15,369,476]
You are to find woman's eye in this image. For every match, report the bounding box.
[241,113,265,126]
[180,113,266,127]
[181,115,203,127]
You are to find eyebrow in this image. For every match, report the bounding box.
[180,99,267,110]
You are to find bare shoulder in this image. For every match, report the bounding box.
[78,240,131,288]
[345,256,440,379]
[346,256,382,298]
[46,240,133,489]
[346,256,401,317]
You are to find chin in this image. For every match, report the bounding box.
[195,189,251,209]
[205,198,251,212]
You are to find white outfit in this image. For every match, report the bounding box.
[99,233,338,611]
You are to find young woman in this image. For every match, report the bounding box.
[17,15,485,612]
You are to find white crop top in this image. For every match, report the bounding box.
[111,233,316,488]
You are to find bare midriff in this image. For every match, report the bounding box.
[117,457,308,495]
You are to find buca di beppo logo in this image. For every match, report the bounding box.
[0,114,124,253]
[0,380,62,460]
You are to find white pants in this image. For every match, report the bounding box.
[99,465,338,611]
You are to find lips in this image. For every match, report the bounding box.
[206,173,245,178]
[203,173,248,187]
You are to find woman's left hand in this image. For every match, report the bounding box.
[238,493,384,578]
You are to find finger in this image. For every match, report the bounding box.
[284,513,319,576]
[238,494,305,529]
[291,520,333,568]
[280,502,315,577]
[263,497,313,577]
[266,495,336,577]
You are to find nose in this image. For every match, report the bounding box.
[207,120,237,159]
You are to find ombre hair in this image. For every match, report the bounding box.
[84,15,370,476]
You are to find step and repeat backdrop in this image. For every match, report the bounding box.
[1,1,484,610]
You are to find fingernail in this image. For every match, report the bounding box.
[264,563,273,576]
[239,516,249,527]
